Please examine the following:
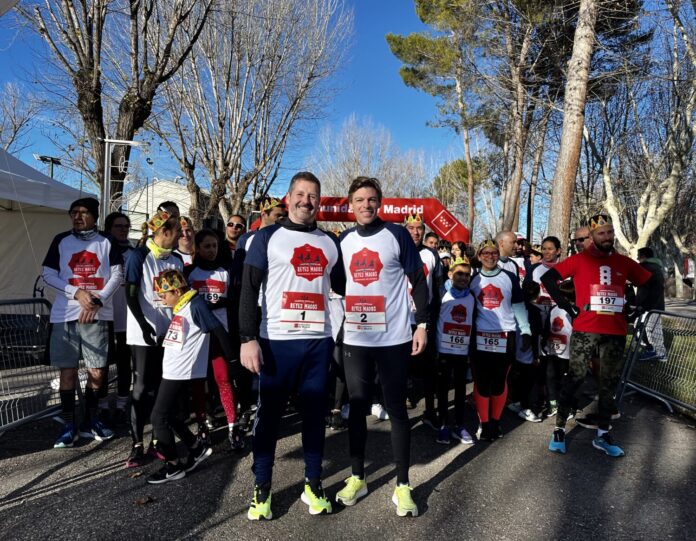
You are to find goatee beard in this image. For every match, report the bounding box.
[595,241,613,253]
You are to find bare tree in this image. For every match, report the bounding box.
[150,0,352,225]
[308,115,431,199]
[21,0,214,208]
[0,82,39,152]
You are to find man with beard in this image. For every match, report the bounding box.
[239,172,345,520]
[541,214,652,457]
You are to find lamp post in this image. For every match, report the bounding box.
[32,154,62,179]
[100,138,146,227]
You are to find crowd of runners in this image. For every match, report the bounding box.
[42,172,660,519]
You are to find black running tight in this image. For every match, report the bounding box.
[130,345,163,444]
[343,341,412,485]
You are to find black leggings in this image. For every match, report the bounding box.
[130,345,163,444]
[437,353,468,427]
[343,341,412,485]
[109,331,132,397]
[546,355,569,403]
[151,378,198,461]
[509,361,536,409]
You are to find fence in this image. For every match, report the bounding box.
[618,310,696,414]
[0,298,57,431]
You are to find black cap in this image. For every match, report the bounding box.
[69,197,99,217]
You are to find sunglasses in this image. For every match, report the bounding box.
[227,223,245,230]
[574,236,589,243]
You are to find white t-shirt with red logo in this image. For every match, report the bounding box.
[436,290,474,356]
[528,262,557,317]
[42,231,123,323]
[187,265,230,330]
[162,295,220,380]
[546,305,573,360]
[511,256,527,282]
[245,225,339,340]
[470,269,523,333]
[125,246,184,346]
[112,246,132,332]
[340,223,423,347]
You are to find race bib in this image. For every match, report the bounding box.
[589,284,624,313]
[440,322,471,352]
[193,279,226,303]
[476,331,508,353]
[345,295,386,332]
[163,316,185,350]
[547,334,568,355]
[280,292,325,331]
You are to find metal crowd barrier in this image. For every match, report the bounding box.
[618,310,696,414]
[0,298,120,434]
[0,298,57,432]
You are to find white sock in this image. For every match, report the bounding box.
[597,429,608,438]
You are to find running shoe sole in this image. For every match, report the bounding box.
[592,439,625,457]
[78,430,114,442]
[391,494,418,517]
[300,492,333,515]
[335,485,368,506]
[247,508,272,521]
[53,435,78,449]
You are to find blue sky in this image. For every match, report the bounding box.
[0,0,461,191]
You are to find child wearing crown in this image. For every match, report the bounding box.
[434,256,476,445]
[146,269,239,484]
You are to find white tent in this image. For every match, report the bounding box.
[0,148,93,300]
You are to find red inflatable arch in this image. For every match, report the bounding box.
[251,197,469,243]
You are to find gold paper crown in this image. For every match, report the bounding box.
[180,216,192,228]
[477,238,498,254]
[260,196,284,213]
[155,270,186,293]
[147,210,171,232]
[404,212,423,224]
[589,214,612,231]
[450,256,470,267]
[530,244,542,254]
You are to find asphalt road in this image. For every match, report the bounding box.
[1,388,694,541]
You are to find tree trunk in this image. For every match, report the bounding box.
[527,111,550,240]
[463,127,475,235]
[547,0,598,254]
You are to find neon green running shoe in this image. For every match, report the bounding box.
[247,484,272,520]
[392,484,418,517]
[335,475,368,506]
[300,482,333,515]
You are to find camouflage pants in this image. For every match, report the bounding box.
[556,332,626,430]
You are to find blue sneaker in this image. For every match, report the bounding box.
[79,419,115,442]
[592,433,624,457]
[54,423,78,448]
[548,428,566,454]
[436,426,451,445]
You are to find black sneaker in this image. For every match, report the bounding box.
[197,421,210,444]
[229,426,245,451]
[239,410,253,432]
[489,420,503,440]
[329,410,346,431]
[185,442,213,472]
[147,462,186,484]
[478,422,491,442]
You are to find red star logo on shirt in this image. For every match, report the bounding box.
[450,304,467,323]
[349,247,384,286]
[68,250,100,277]
[290,244,329,282]
[551,316,564,333]
[478,284,504,309]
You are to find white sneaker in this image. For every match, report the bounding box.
[507,402,522,413]
[518,409,542,423]
[371,403,389,420]
[340,404,350,420]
